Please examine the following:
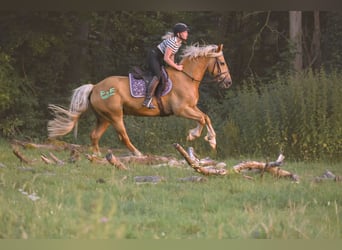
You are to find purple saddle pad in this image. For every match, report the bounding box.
[128,70,172,98]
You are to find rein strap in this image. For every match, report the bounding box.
[181,70,202,82]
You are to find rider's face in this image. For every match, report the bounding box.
[179,30,188,41]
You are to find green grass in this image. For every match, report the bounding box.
[0,139,341,239]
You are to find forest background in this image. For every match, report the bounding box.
[0,11,341,161]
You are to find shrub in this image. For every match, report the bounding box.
[219,69,342,161]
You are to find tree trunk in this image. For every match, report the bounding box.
[289,11,303,71]
[311,11,321,70]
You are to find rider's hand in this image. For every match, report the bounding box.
[176,64,183,71]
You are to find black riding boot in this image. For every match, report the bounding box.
[142,76,159,109]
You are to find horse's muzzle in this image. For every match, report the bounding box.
[218,76,232,89]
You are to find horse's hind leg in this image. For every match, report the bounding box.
[187,123,205,141]
[179,106,205,141]
[109,116,143,156]
[90,117,110,155]
[180,106,217,149]
[191,107,216,149]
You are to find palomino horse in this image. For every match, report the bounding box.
[48,44,232,156]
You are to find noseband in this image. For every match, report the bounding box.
[209,56,229,83]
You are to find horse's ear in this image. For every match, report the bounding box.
[217,44,223,52]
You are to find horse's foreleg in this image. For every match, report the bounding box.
[90,118,110,155]
[203,116,217,149]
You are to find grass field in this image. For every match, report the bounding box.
[0,139,341,239]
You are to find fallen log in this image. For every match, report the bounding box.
[105,150,129,170]
[41,154,54,164]
[232,154,299,182]
[173,143,228,176]
[49,152,65,165]
[173,143,198,167]
[12,146,32,164]
[187,147,222,167]
[85,154,108,164]
[313,170,342,183]
[11,139,81,151]
[174,143,299,181]
[40,152,65,165]
[134,176,165,184]
[177,176,208,182]
[69,147,81,163]
[118,154,178,165]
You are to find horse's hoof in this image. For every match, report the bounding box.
[187,134,195,141]
[133,150,143,157]
[204,136,216,149]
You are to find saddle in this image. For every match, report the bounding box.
[128,66,172,98]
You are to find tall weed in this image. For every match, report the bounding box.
[219,70,342,161]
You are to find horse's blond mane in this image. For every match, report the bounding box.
[180,43,221,59]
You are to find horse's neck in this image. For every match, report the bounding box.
[181,57,208,82]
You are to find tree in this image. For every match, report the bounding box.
[309,11,321,70]
[289,11,303,71]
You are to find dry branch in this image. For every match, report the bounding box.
[118,155,178,165]
[174,143,299,181]
[11,139,81,151]
[134,176,165,184]
[177,176,208,182]
[232,154,299,182]
[85,154,108,164]
[69,147,81,163]
[49,152,65,165]
[173,143,198,167]
[173,143,228,176]
[41,154,54,164]
[40,153,65,166]
[106,150,129,170]
[12,147,32,164]
[313,170,342,183]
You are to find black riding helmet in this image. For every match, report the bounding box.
[173,23,190,36]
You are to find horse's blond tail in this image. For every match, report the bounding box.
[47,84,94,139]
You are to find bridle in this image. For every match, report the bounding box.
[181,54,229,84]
[209,56,229,83]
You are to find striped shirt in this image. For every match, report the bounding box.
[157,36,181,55]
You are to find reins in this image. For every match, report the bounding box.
[181,70,202,82]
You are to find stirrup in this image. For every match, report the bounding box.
[143,98,156,109]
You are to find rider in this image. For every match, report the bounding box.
[142,23,189,109]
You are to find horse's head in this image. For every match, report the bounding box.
[208,44,232,89]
